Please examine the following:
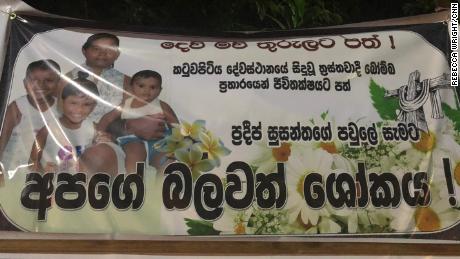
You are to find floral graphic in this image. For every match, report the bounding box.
[197,131,231,167]
[183,79,460,236]
[180,119,205,140]
[285,148,334,229]
[175,144,215,179]
[250,142,293,174]
[155,119,231,178]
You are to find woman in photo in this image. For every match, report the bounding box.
[60,32,168,175]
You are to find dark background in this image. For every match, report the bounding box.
[22,0,448,31]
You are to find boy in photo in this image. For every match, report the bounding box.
[29,72,109,173]
[0,59,60,173]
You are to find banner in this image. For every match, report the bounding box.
[0,12,458,241]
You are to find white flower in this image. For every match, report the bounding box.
[180,119,205,141]
[328,207,359,233]
[360,206,393,232]
[390,180,459,232]
[250,142,295,174]
[331,167,393,234]
[394,118,457,172]
[285,147,335,231]
[317,142,359,233]
[429,134,460,201]
[154,127,193,156]
[389,119,460,232]
[305,216,342,234]
[213,207,253,235]
[317,140,355,172]
[175,144,215,179]
[197,130,231,167]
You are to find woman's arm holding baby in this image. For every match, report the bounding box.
[160,101,179,126]
[94,108,123,143]
[125,113,167,140]
[97,108,122,132]
[122,75,132,101]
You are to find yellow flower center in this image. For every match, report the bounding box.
[296,174,306,198]
[454,162,460,186]
[319,142,338,154]
[181,124,196,137]
[272,143,291,162]
[412,131,436,152]
[414,207,440,232]
[234,222,246,234]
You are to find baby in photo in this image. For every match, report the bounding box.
[98,70,178,173]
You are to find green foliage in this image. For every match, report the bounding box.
[442,103,460,132]
[185,218,221,236]
[302,0,342,27]
[369,79,399,121]
[255,0,305,29]
[23,0,436,31]
[254,0,343,29]
[402,0,436,16]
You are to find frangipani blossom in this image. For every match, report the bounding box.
[180,120,205,140]
[175,144,214,179]
[155,127,193,155]
[197,131,231,167]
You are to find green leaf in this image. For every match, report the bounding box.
[255,1,266,20]
[289,0,305,28]
[265,13,287,29]
[185,218,221,236]
[442,103,460,132]
[293,0,306,17]
[369,79,399,120]
[320,110,329,120]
